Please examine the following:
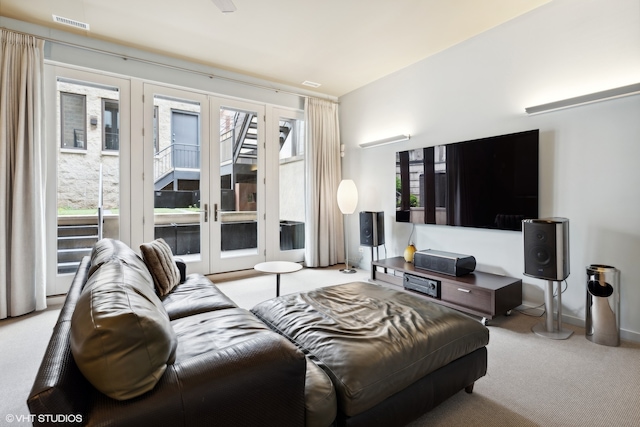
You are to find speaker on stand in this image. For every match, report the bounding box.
[360,211,385,262]
[523,217,573,340]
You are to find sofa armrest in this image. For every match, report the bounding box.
[174,258,187,283]
[27,321,91,423]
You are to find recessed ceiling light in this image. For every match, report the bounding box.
[302,81,322,88]
[211,0,237,13]
[52,14,90,31]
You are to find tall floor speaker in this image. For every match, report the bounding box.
[359,211,385,247]
[523,217,572,340]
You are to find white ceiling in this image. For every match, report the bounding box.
[0,0,551,97]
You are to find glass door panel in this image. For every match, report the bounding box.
[219,106,258,257]
[274,110,305,261]
[56,78,121,274]
[143,85,209,274]
[210,99,265,272]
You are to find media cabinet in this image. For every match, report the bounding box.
[371,257,522,324]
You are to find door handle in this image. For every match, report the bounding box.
[457,288,471,293]
[214,203,218,222]
[200,203,208,222]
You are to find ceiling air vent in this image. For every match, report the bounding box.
[52,15,90,31]
[302,81,322,88]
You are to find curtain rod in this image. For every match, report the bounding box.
[2,26,338,103]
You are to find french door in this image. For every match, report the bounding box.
[46,65,131,295]
[142,88,274,274]
[142,84,211,274]
[48,75,303,286]
[209,98,266,273]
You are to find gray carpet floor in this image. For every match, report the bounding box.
[1,265,638,426]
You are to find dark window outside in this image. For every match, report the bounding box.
[60,92,86,149]
[103,99,119,151]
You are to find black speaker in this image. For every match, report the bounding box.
[413,250,476,277]
[523,218,570,281]
[359,211,385,247]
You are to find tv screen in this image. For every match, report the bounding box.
[396,129,539,231]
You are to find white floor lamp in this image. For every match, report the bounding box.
[337,179,358,274]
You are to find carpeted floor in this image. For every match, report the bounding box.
[0,302,63,426]
[2,265,638,426]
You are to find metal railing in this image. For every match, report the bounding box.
[155,143,201,179]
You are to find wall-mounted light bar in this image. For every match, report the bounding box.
[359,134,410,149]
[525,83,640,115]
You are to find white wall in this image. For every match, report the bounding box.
[339,0,640,341]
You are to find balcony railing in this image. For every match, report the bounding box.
[155,143,201,180]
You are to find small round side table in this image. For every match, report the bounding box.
[254,261,302,297]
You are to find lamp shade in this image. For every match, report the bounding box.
[337,180,358,214]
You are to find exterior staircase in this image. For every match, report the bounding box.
[57,224,99,274]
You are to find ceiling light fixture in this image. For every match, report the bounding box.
[525,83,640,115]
[359,134,410,149]
[211,0,237,13]
[302,81,322,88]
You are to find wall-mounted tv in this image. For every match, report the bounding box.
[396,129,539,231]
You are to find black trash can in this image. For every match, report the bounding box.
[585,264,620,346]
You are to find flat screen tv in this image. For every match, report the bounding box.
[396,129,539,231]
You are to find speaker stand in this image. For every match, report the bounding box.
[370,246,381,262]
[532,280,573,340]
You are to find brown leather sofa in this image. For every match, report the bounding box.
[28,239,336,427]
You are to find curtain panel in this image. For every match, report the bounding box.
[0,29,47,318]
[304,97,344,267]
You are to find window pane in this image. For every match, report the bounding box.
[153,95,202,259]
[57,79,120,274]
[220,107,259,257]
[103,99,119,150]
[279,117,305,251]
[60,92,86,149]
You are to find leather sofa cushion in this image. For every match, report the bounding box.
[70,259,177,401]
[304,356,337,427]
[140,238,181,296]
[161,275,237,320]
[252,281,490,416]
[171,308,335,427]
[89,238,152,286]
[170,307,280,362]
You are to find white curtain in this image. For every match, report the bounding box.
[0,30,47,318]
[304,97,344,267]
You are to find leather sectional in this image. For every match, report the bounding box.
[28,238,488,426]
